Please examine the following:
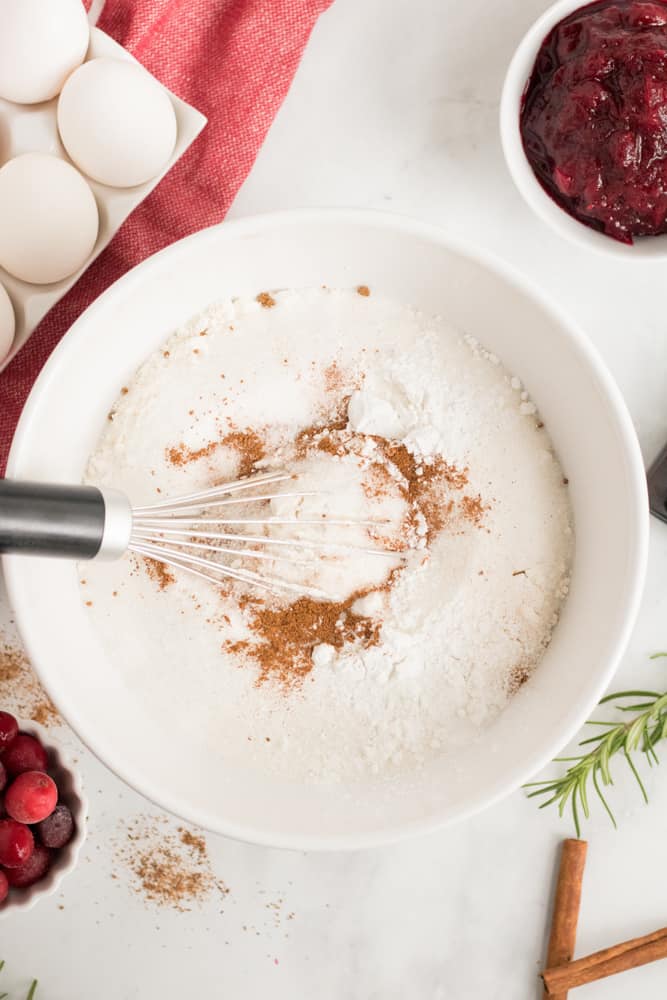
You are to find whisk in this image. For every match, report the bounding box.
[0,472,400,599]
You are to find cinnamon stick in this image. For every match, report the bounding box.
[543,838,588,1000]
[542,926,667,993]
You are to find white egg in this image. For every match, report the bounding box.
[0,0,89,105]
[0,153,98,285]
[0,281,15,363]
[57,58,178,188]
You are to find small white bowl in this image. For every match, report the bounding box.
[500,0,667,259]
[0,719,87,916]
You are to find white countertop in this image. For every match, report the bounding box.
[2,0,667,996]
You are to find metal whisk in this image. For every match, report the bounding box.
[0,472,399,599]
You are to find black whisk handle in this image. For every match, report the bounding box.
[0,479,131,560]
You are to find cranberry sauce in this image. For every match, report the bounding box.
[520,1,667,243]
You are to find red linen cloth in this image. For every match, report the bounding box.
[0,0,331,472]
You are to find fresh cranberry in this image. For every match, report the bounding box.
[0,760,6,793]
[0,818,34,868]
[4,842,50,888]
[0,712,18,751]
[38,803,74,849]
[0,869,8,903]
[521,0,667,242]
[5,772,57,825]
[2,734,48,776]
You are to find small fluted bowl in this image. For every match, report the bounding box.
[0,719,87,917]
[500,0,667,258]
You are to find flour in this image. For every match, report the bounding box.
[83,288,573,783]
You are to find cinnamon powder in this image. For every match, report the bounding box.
[143,557,176,591]
[373,441,470,541]
[324,361,346,392]
[507,663,531,696]
[115,816,228,912]
[228,589,382,689]
[460,493,489,527]
[256,292,276,309]
[0,639,61,727]
[166,428,265,479]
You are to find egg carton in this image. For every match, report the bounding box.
[0,26,207,375]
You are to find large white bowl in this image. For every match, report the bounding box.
[500,0,667,259]
[2,210,648,849]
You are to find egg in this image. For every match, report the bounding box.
[0,153,98,284]
[0,0,89,105]
[0,281,15,363]
[57,58,178,188]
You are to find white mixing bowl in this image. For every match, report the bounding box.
[3,210,648,849]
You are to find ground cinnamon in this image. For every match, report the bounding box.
[115,816,228,913]
[324,361,346,392]
[375,441,471,541]
[143,557,176,591]
[227,588,382,689]
[542,926,667,993]
[459,493,489,527]
[543,839,588,1000]
[166,428,265,478]
[0,639,61,727]
[506,663,530,696]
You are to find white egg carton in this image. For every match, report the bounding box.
[0,26,207,374]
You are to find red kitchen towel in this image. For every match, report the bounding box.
[0,0,332,472]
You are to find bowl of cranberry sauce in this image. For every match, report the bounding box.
[0,714,87,916]
[501,0,667,255]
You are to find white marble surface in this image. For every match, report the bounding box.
[2,0,667,996]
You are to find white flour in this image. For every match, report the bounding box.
[83,288,573,783]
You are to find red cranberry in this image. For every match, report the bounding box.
[38,803,74,849]
[0,711,18,751]
[0,818,34,868]
[2,734,48,775]
[5,842,50,888]
[0,760,6,793]
[0,869,8,904]
[5,771,57,825]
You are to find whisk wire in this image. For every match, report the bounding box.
[128,468,406,598]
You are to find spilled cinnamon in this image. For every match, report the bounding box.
[0,639,61,727]
[116,816,228,912]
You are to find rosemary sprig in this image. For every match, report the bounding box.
[526,654,667,836]
[0,962,37,1000]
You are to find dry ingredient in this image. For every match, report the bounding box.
[83,287,573,783]
[114,815,227,912]
[141,557,176,592]
[166,427,266,478]
[0,639,61,728]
